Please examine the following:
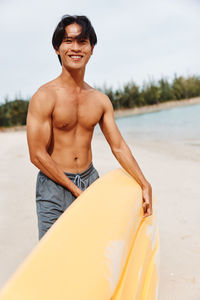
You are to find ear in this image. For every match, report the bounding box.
[91,45,94,55]
[55,47,59,55]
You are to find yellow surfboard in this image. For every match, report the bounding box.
[0,168,160,300]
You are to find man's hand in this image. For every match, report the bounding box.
[73,187,84,198]
[142,183,153,218]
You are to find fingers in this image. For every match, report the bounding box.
[142,186,153,218]
[142,202,153,218]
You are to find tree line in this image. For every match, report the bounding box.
[0,99,29,127]
[0,74,200,127]
[98,74,200,110]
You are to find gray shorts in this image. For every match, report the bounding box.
[35,162,99,240]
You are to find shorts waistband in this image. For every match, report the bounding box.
[64,162,94,180]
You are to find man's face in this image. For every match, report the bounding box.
[56,23,94,70]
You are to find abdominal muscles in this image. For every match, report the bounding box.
[48,124,95,173]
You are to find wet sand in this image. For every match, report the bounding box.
[0,127,199,299]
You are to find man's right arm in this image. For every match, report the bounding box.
[26,88,82,198]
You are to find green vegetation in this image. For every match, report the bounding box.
[0,98,29,127]
[0,74,200,128]
[98,74,200,110]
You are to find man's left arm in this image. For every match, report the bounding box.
[99,95,152,218]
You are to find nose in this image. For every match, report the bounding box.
[71,40,81,52]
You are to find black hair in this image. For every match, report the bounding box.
[52,15,97,65]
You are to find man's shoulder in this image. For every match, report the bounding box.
[29,81,57,115]
[31,80,57,103]
[89,89,114,115]
[93,89,113,110]
[87,86,111,103]
[35,79,57,96]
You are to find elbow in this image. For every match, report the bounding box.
[111,141,127,156]
[30,151,44,166]
[30,155,39,166]
[111,146,122,156]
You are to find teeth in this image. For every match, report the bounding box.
[70,55,82,58]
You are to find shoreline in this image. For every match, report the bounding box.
[114,96,200,118]
[0,96,200,132]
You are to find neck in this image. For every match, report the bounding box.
[59,66,86,89]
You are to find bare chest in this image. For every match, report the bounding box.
[52,94,103,130]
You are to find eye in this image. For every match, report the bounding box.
[80,39,87,44]
[64,38,72,43]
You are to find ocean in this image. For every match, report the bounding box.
[114,103,200,143]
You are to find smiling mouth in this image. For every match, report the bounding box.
[68,55,83,60]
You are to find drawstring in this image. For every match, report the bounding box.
[73,174,86,190]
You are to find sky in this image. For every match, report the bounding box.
[0,0,200,102]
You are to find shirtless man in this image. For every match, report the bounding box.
[26,15,152,240]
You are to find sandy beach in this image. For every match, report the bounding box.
[0,102,200,299]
